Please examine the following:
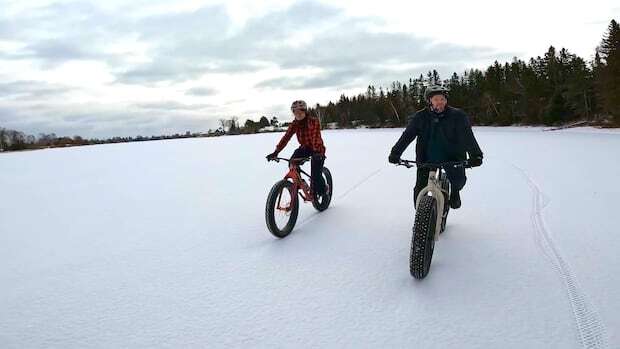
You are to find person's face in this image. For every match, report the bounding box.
[293,109,307,120]
[430,94,447,112]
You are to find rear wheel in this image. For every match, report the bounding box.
[265,180,299,238]
[410,196,438,279]
[312,167,333,212]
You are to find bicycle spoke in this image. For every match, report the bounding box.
[274,187,293,230]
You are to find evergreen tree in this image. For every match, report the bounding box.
[596,19,620,123]
[259,116,270,128]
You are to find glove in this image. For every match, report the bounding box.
[468,156,483,167]
[266,151,279,161]
[388,153,401,164]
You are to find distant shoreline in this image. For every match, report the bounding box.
[2,124,618,155]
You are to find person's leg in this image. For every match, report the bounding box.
[414,167,430,207]
[310,153,326,196]
[291,146,313,159]
[444,165,466,209]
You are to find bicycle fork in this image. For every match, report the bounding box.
[415,169,446,241]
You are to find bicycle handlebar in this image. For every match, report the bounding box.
[268,156,311,165]
[397,159,471,169]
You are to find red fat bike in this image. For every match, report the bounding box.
[265,157,333,238]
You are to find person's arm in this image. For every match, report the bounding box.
[462,114,483,159]
[310,118,325,155]
[274,122,297,153]
[390,114,418,158]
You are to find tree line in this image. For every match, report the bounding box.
[310,19,619,128]
[0,116,282,152]
[2,19,618,152]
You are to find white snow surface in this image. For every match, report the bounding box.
[1,127,618,348]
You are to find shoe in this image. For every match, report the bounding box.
[449,190,461,209]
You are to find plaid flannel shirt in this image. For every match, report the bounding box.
[275,117,326,156]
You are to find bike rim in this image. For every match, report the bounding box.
[274,185,294,230]
[319,172,332,201]
[424,205,437,273]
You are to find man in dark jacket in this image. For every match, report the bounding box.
[388,85,483,209]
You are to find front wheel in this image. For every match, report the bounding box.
[265,180,299,238]
[410,196,438,279]
[312,167,333,212]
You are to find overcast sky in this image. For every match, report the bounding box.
[1,0,618,138]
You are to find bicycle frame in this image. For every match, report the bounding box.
[273,157,314,203]
[399,160,468,241]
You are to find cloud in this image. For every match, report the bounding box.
[110,1,510,85]
[0,2,129,67]
[0,0,518,138]
[17,39,102,63]
[115,61,210,84]
[185,87,218,96]
[0,102,220,139]
[255,66,368,90]
[2,1,510,86]
[254,61,475,91]
[134,101,216,111]
[0,80,74,100]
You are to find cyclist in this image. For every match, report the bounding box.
[388,85,483,209]
[266,100,327,197]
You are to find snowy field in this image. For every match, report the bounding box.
[1,127,619,348]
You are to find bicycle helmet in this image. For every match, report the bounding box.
[290,100,307,111]
[424,85,449,101]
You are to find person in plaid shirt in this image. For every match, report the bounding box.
[266,100,327,196]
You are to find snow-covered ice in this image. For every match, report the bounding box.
[1,127,618,348]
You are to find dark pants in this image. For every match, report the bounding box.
[291,147,326,196]
[414,165,466,203]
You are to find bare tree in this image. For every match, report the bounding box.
[219,119,227,132]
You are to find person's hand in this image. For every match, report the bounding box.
[469,156,483,167]
[266,151,278,161]
[388,153,401,164]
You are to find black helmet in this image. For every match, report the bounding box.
[424,85,449,101]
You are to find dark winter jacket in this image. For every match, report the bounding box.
[390,106,483,162]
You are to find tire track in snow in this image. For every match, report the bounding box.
[335,167,384,201]
[297,167,384,227]
[514,165,609,349]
